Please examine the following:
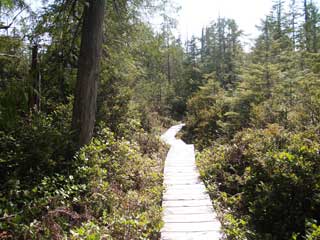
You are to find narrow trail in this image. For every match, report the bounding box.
[160,124,222,240]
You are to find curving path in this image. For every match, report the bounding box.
[160,124,222,240]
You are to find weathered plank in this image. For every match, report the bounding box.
[162,199,213,207]
[164,206,214,215]
[163,213,217,223]
[160,124,222,240]
[162,222,221,232]
[161,231,222,240]
[163,194,211,201]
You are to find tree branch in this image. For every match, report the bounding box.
[0,211,23,220]
[0,7,27,30]
[0,53,19,58]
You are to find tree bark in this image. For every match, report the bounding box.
[71,0,106,147]
[29,44,40,111]
[304,0,311,52]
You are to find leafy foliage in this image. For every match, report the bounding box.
[197,126,320,239]
[1,0,320,239]
[0,119,166,239]
[0,0,171,239]
[185,1,320,239]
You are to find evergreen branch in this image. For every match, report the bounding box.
[0,7,27,30]
[0,53,19,58]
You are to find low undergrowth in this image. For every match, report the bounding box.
[0,108,167,239]
[197,125,320,240]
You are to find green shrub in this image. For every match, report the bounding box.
[0,122,164,239]
[73,127,164,239]
[197,125,320,239]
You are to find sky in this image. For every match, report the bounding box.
[175,0,272,40]
[26,0,320,48]
[174,0,319,47]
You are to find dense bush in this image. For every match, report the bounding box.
[69,128,164,239]
[184,78,255,148]
[183,18,320,237]
[0,103,78,239]
[0,102,166,239]
[197,125,320,239]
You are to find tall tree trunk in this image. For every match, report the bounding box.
[290,0,297,50]
[304,0,311,52]
[200,28,205,62]
[59,51,67,103]
[264,17,272,98]
[71,0,106,147]
[29,44,40,111]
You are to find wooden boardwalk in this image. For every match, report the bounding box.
[160,124,222,240]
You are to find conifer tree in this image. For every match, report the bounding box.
[72,0,106,147]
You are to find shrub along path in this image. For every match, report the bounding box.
[160,124,222,240]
